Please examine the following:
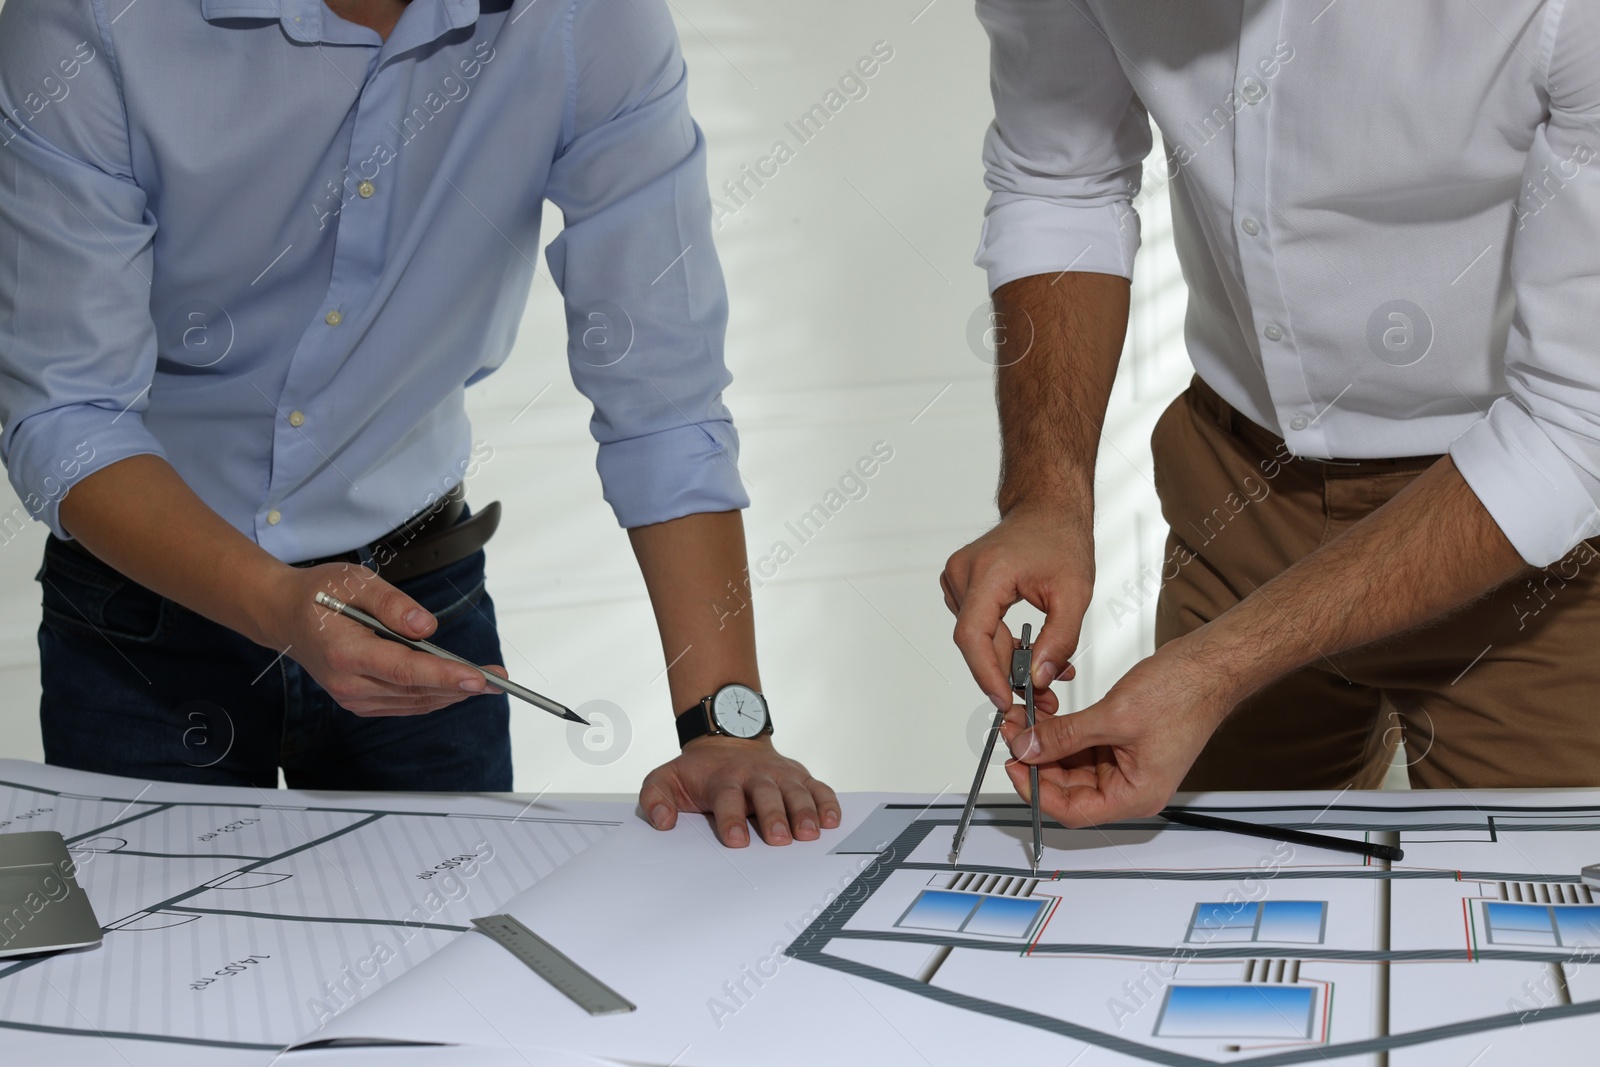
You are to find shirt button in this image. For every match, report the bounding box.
[1240,216,1261,236]
[1288,415,1309,432]
[288,410,305,428]
[1241,78,1265,104]
[266,509,282,526]
[1263,323,1284,342]
[325,309,343,326]
[357,181,376,199]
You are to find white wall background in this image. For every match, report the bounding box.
[0,0,1195,796]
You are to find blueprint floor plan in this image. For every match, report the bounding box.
[784,800,1600,1065]
[9,765,1600,1065]
[276,792,1600,1065]
[0,760,624,1064]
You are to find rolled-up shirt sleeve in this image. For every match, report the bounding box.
[542,0,747,530]
[972,0,1153,294]
[1449,0,1600,566]
[0,0,166,540]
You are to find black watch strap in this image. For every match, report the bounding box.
[675,701,713,747]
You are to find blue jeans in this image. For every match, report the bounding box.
[35,509,513,791]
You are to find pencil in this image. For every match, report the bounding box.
[314,591,587,725]
[1160,807,1403,862]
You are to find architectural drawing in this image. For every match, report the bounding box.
[0,760,621,1059]
[13,764,1600,1066]
[790,802,1600,1064]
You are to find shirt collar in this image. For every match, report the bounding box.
[200,0,479,46]
[200,0,323,40]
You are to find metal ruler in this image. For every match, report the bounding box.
[470,914,636,1016]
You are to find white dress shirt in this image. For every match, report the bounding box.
[973,0,1600,567]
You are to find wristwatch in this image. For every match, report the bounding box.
[676,683,773,747]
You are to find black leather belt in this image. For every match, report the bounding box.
[289,483,502,584]
[55,483,502,586]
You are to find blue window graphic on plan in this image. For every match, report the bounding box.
[1190,901,1257,943]
[898,890,977,932]
[1188,901,1326,944]
[895,890,1046,939]
[1257,900,1326,943]
[1155,985,1317,1039]
[1555,906,1600,947]
[1485,903,1600,948]
[965,896,1047,938]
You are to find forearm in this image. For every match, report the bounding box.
[56,454,294,648]
[1192,456,1529,703]
[993,271,1130,516]
[628,509,760,717]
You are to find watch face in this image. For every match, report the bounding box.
[710,684,768,739]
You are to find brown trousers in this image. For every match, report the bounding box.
[1153,377,1600,790]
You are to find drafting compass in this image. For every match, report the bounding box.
[950,623,1044,872]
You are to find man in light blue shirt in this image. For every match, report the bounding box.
[0,0,838,848]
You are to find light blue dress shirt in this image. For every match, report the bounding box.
[0,0,747,562]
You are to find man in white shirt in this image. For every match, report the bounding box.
[940,1,1600,825]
